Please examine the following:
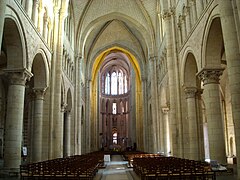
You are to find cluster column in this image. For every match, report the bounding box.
[184,87,199,160]
[198,68,226,164]
[3,69,32,171]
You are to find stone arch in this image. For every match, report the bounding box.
[183,52,199,88]
[31,51,49,89]
[66,89,72,112]
[202,14,224,68]
[3,17,26,69]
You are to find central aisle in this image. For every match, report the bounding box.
[94,155,140,180]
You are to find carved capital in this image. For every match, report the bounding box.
[197,68,224,85]
[162,10,173,20]
[61,103,67,112]
[4,69,33,86]
[162,107,169,114]
[184,87,197,99]
[33,88,47,100]
[149,56,157,62]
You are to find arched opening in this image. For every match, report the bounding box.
[183,52,202,160]
[199,17,228,164]
[87,46,143,153]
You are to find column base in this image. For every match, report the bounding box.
[0,168,20,177]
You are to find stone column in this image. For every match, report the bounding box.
[181,16,186,42]
[196,0,203,19]
[141,78,148,151]
[149,57,158,153]
[50,4,68,158]
[162,107,170,156]
[63,111,71,157]
[3,69,32,171]
[0,0,6,54]
[190,0,197,24]
[85,80,92,153]
[75,55,82,154]
[32,0,39,27]
[37,5,44,34]
[43,16,48,41]
[184,87,199,160]
[198,68,226,164]
[25,0,33,18]
[32,88,46,162]
[162,9,179,156]
[219,0,240,176]
[184,6,191,35]
[196,89,205,160]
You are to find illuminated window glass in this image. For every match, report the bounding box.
[112,103,117,114]
[111,72,117,95]
[105,73,110,94]
[124,75,128,93]
[119,72,123,94]
[113,132,117,144]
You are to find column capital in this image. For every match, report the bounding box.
[61,102,67,112]
[149,56,157,62]
[162,107,169,114]
[184,87,197,99]
[4,68,33,86]
[197,68,224,85]
[75,53,82,61]
[162,9,174,20]
[33,88,47,100]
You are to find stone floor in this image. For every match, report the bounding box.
[94,155,140,180]
[95,155,238,180]
[0,157,238,179]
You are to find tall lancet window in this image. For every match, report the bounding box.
[111,72,117,95]
[119,72,123,94]
[124,75,128,93]
[105,73,110,94]
[112,103,117,114]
